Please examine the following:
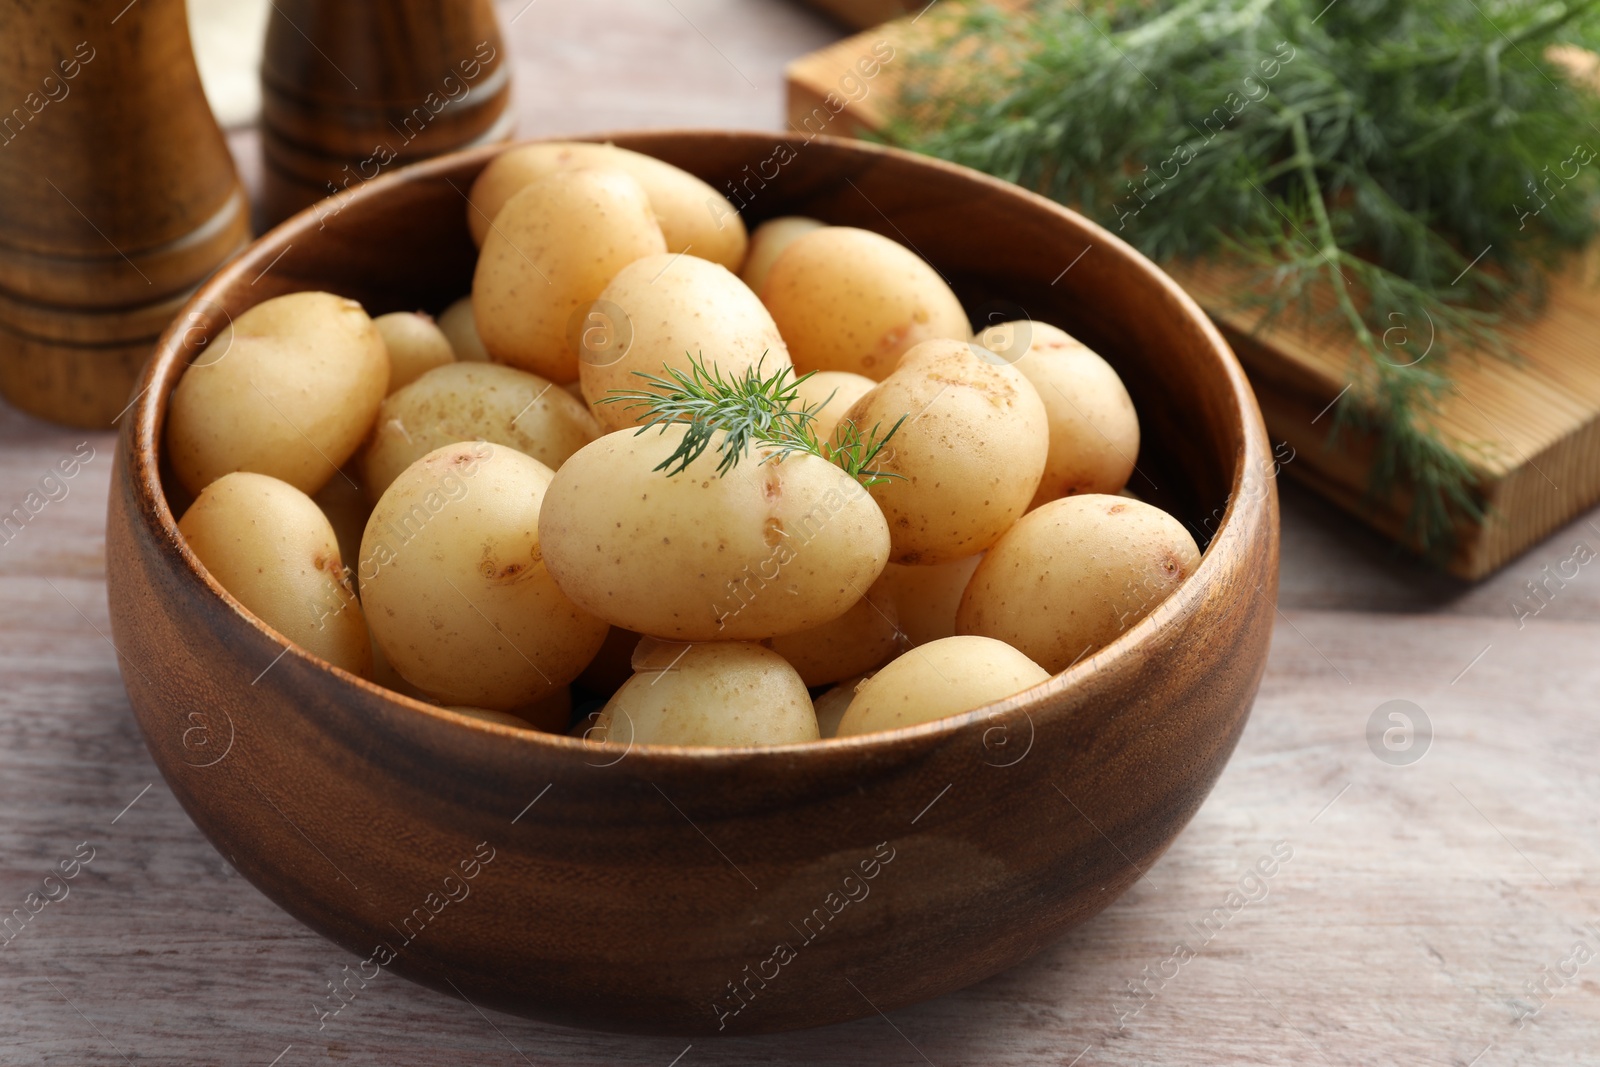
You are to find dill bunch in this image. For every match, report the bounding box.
[600,354,906,485]
[892,0,1600,555]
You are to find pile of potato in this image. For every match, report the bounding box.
[166,141,1200,747]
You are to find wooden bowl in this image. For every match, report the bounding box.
[106,132,1278,1036]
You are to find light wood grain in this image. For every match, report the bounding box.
[786,11,1600,580]
[2,0,1599,1063]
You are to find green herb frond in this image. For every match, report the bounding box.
[599,353,907,486]
[892,0,1600,557]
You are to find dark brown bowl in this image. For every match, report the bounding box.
[105,131,1279,1036]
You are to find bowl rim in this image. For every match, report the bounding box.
[124,129,1270,763]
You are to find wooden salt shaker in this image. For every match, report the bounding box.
[259,0,515,227]
[0,0,250,428]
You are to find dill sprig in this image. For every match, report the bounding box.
[892,0,1600,557]
[599,354,907,485]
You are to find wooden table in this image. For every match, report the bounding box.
[3,2,1597,1063]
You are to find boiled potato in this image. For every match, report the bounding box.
[592,639,818,746]
[812,674,869,739]
[446,706,537,729]
[760,227,969,379]
[375,311,455,393]
[167,291,388,496]
[360,442,608,710]
[763,577,899,686]
[369,630,415,695]
[438,297,490,362]
[580,254,791,433]
[841,339,1048,564]
[792,370,875,441]
[956,494,1201,671]
[361,363,600,501]
[539,424,891,641]
[447,686,570,732]
[312,468,371,572]
[740,216,824,293]
[881,554,982,647]
[467,141,748,271]
[833,636,1048,737]
[978,320,1139,507]
[179,471,372,678]
[473,169,667,382]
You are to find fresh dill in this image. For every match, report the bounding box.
[892,0,1600,555]
[600,354,907,485]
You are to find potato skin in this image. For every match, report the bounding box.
[880,554,982,647]
[359,442,608,710]
[594,640,818,747]
[361,363,600,501]
[375,311,455,393]
[179,471,372,678]
[956,494,1201,671]
[438,297,491,362]
[760,227,969,379]
[472,169,667,383]
[739,215,824,294]
[467,141,748,271]
[792,370,875,442]
[978,320,1139,508]
[762,577,899,686]
[167,291,388,497]
[539,424,891,641]
[833,636,1048,737]
[812,674,869,739]
[446,705,539,729]
[842,339,1048,565]
[311,468,371,572]
[447,685,571,733]
[580,254,790,433]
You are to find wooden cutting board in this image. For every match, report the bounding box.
[787,13,1600,580]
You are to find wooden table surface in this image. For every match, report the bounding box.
[4,2,1598,1064]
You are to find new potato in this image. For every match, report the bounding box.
[792,369,875,441]
[812,674,869,739]
[446,686,571,733]
[361,363,600,501]
[472,169,667,382]
[833,636,1048,737]
[760,226,970,379]
[762,577,899,686]
[593,639,818,746]
[375,311,455,393]
[167,291,388,496]
[359,442,608,709]
[739,215,824,293]
[978,320,1140,507]
[580,254,790,433]
[841,339,1048,565]
[880,554,983,647]
[539,424,891,641]
[467,141,748,270]
[957,494,1202,671]
[179,471,372,678]
[311,468,371,572]
[438,296,490,362]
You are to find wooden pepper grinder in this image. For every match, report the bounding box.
[259,0,515,227]
[0,0,250,428]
